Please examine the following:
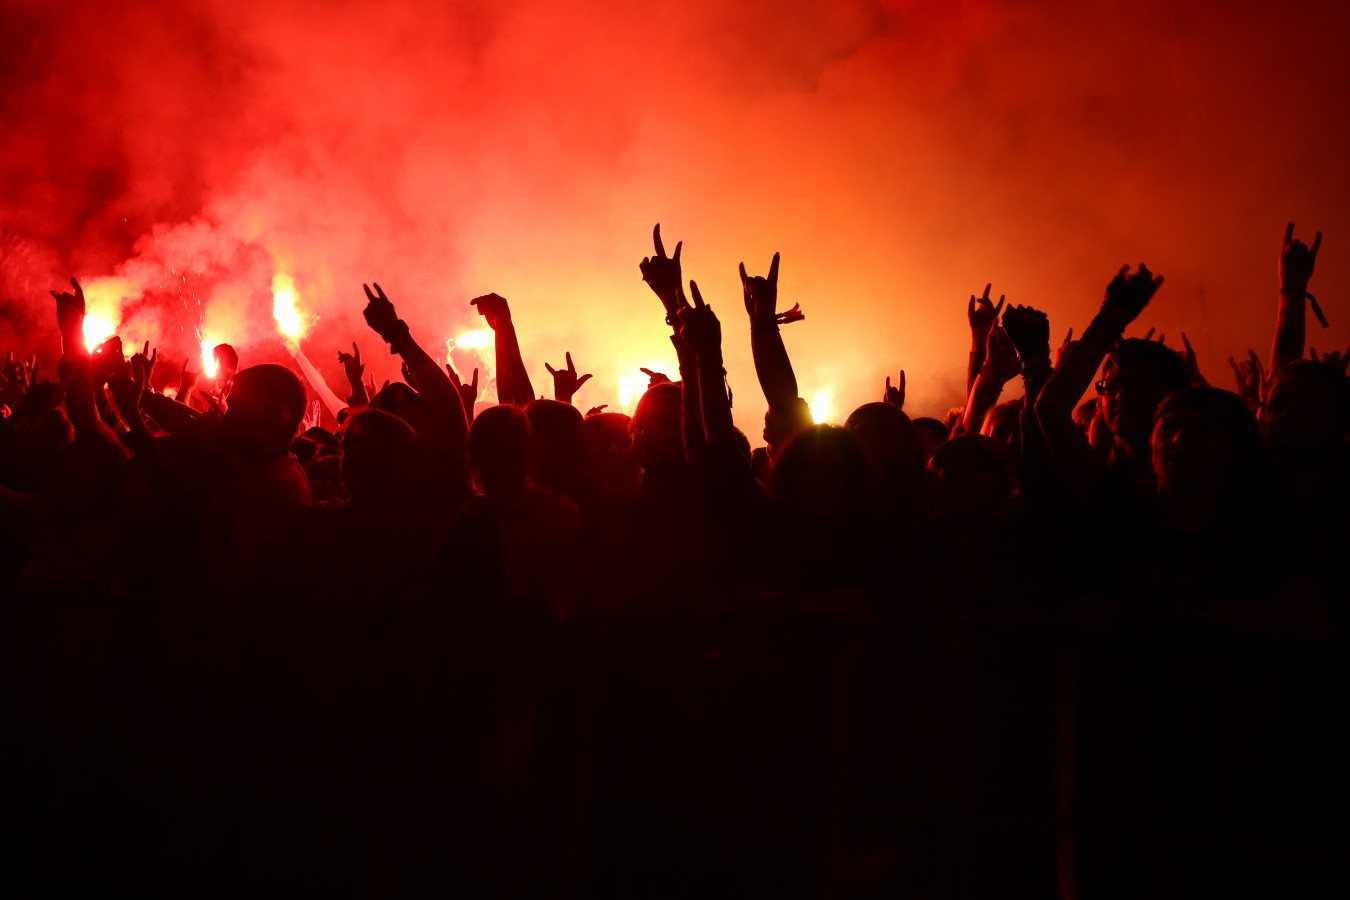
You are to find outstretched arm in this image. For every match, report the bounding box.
[470,292,535,406]
[741,252,801,412]
[680,281,737,450]
[959,325,1021,435]
[966,284,1004,397]
[1036,265,1163,486]
[1271,222,1322,375]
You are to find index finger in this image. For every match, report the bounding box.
[565,350,575,372]
[689,280,705,308]
[768,252,780,286]
[653,224,666,258]
[739,262,748,287]
[363,283,376,303]
[470,368,478,391]
[981,283,992,303]
[1283,222,1295,249]
[1310,231,1322,259]
[72,278,84,302]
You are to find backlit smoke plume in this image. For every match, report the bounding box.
[2,0,1347,426]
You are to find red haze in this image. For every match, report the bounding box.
[2,0,1347,427]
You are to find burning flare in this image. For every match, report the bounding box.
[82,314,117,352]
[809,389,832,424]
[201,339,219,379]
[272,273,305,346]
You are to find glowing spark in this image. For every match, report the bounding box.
[809,389,832,424]
[452,329,493,350]
[83,314,117,351]
[272,273,305,346]
[201,339,218,379]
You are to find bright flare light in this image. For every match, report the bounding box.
[809,389,833,424]
[201,339,219,379]
[619,373,646,413]
[82,314,117,352]
[452,329,493,350]
[272,273,305,346]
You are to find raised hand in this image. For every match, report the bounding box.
[1001,304,1051,364]
[1308,344,1350,374]
[3,352,38,392]
[1229,349,1270,412]
[678,281,723,359]
[470,292,512,331]
[884,371,906,409]
[1180,332,1206,385]
[980,326,1022,385]
[178,356,199,402]
[337,342,364,383]
[639,223,685,322]
[1280,222,1321,294]
[106,374,145,431]
[584,404,608,417]
[129,342,157,388]
[545,351,593,403]
[1054,328,1076,368]
[51,277,86,338]
[1099,264,1163,331]
[639,367,671,387]
[739,252,782,327]
[968,284,1005,347]
[447,364,479,416]
[362,282,406,344]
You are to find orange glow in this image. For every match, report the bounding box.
[272,273,305,346]
[809,389,832,424]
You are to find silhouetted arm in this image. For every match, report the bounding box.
[471,292,535,406]
[1271,222,1322,375]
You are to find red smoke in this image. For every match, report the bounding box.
[2,0,1347,426]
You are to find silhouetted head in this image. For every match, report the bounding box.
[1099,339,1189,444]
[222,364,307,464]
[845,402,923,475]
[763,397,813,457]
[979,398,1022,457]
[632,382,683,473]
[213,343,239,382]
[1263,359,1350,454]
[585,411,639,495]
[770,424,872,525]
[929,434,1014,521]
[370,381,431,436]
[469,404,531,496]
[910,416,949,462]
[525,398,588,492]
[1151,386,1264,498]
[339,408,418,504]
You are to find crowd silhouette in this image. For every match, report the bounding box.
[1,222,1346,896]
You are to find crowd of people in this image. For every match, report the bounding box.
[1,222,1345,895]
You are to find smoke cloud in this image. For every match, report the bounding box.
[2,0,1347,426]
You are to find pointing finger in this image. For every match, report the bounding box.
[768,252,780,286]
[1283,222,1295,249]
[689,280,705,308]
[653,223,665,258]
